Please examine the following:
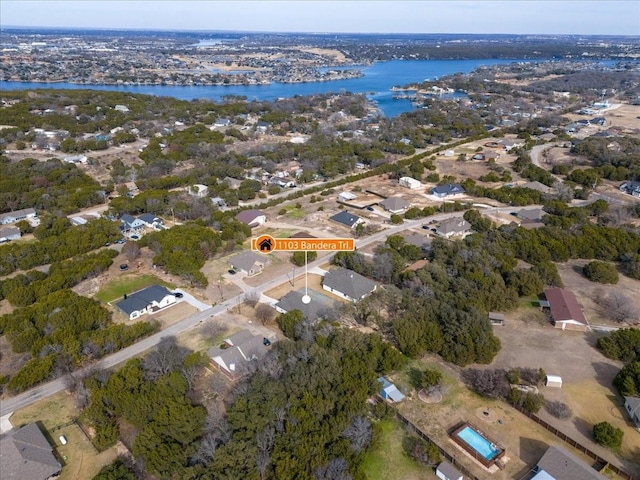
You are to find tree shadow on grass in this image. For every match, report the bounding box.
[591,361,620,391]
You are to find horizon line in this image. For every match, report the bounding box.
[1,25,639,38]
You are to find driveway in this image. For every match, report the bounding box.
[173,288,211,312]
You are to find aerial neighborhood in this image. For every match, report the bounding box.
[0,25,639,480]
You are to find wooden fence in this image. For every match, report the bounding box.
[514,405,636,480]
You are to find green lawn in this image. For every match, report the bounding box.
[361,419,434,480]
[95,274,174,303]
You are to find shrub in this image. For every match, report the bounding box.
[593,422,623,449]
[545,400,572,419]
[390,214,403,224]
[583,261,619,284]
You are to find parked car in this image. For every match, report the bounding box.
[119,264,128,271]
[366,206,374,211]
[228,269,236,275]
[263,338,271,346]
[174,292,184,298]
[131,235,140,240]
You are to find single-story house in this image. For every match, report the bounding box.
[229,251,267,276]
[123,181,139,197]
[500,138,526,151]
[403,233,431,252]
[0,423,62,480]
[0,225,21,242]
[290,231,317,239]
[338,191,358,203]
[190,184,209,197]
[120,214,145,233]
[620,181,640,197]
[211,196,227,208]
[329,211,364,229]
[516,207,547,223]
[138,213,163,229]
[116,285,176,320]
[399,176,422,190]
[236,209,267,227]
[323,268,377,303]
[70,216,88,226]
[207,329,273,378]
[269,176,296,188]
[377,377,405,402]
[0,208,37,225]
[256,120,270,133]
[624,396,640,429]
[274,290,327,321]
[544,375,563,388]
[489,312,505,326]
[531,445,607,480]
[63,154,88,164]
[435,461,463,480]
[213,118,231,127]
[431,184,465,198]
[543,287,589,331]
[435,218,471,238]
[380,197,410,214]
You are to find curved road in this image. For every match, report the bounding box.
[0,211,459,417]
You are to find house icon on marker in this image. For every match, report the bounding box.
[258,238,274,252]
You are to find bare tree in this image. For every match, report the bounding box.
[244,291,260,308]
[546,400,572,419]
[200,319,227,342]
[341,416,372,452]
[599,291,636,323]
[256,426,275,480]
[313,458,352,480]
[122,241,140,262]
[255,303,276,325]
[142,337,189,380]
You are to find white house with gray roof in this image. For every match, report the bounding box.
[323,268,377,303]
[531,445,607,480]
[0,208,37,225]
[435,218,471,238]
[275,290,328,321]
[624,396,640,429]
[430,184,465,198]
[0,226,21,243]
[116,285,176,320]
[379,197,410,214]
[207,329,273,378]
[0,423,61,480]
[229,251,267,276]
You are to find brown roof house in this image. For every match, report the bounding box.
[531,445,607,480]
[235,209,267,227]
[0,423,61,480]
[543,288,589,331]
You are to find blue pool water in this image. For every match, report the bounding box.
[456,426,500,460]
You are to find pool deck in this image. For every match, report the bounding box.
[449,421,506,469]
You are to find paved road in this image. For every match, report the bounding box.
[0,212,451,417]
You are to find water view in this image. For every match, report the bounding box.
[1,58,520,117]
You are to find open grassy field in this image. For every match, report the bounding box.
[361,419,435,480]
[94,273,174,303]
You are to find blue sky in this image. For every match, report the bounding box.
[1,1,638,35]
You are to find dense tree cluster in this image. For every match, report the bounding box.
[0,157,105,214]
[582,260,619,284]
[0,218,122,275]
[592,421,624,450]
[614,362,640,397]
[597,329,640,363]
[0,249,117,306]
[0,290,155,392]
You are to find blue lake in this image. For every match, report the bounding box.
[1,59,528,117]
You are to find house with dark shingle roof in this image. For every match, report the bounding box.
[0,423,61,480]
[116,285,176,320]
[329,211,364,229]
[228,251,267,276]
[323,268,377,303]
[120,213,145,234]
[531,445,606,480]
[430,184,465,198]
[624,396,640,429]
[137,213,163,229]
[274,290,328,321]
[435,217,471,238]
[543,288,589,331]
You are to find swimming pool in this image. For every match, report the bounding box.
[457,426,500,460]
[450,422,505,468]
